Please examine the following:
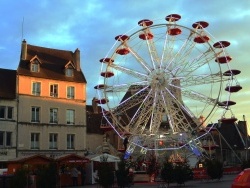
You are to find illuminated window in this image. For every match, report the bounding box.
[31,60,40,72]
[65,68,73,77]
[50,84,58,97]
[32,82,41,96]
[67,86,75,99]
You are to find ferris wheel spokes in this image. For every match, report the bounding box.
[97,14,241,157]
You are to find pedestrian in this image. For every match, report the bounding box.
[123,136,129,151]
[79,166,86,185]
[71,166,79,186]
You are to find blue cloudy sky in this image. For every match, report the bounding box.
[0,0,250,128]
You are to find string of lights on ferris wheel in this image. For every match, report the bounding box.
[94,13,242,157]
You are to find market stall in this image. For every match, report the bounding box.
[7,154,53,175]
[56,154,90,187]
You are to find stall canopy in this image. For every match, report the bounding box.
[55,153,90,165]
[90,154,121,162]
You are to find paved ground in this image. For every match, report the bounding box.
[65,174,236,188]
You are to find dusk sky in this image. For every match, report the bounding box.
[0,0,250,130]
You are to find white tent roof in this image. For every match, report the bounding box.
[89,154,120,162]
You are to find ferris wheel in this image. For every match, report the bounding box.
[94,14,242,157]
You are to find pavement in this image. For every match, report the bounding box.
[64,174,236,188]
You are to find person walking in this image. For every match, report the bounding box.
[79,166,86,185]
[123,136,129,151]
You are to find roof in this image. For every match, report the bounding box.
[17,42,87,83]
[8,154,53,163]
[0,68,16,99]
[209,122,246,149]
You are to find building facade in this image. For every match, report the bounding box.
[16,40,87,158]
[0,68,17,166]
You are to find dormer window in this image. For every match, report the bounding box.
[65,68,73,77]
[64,61,75,77]
[30,56,41,73]
[31,63,39,72]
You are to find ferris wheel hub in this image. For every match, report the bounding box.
[149,70,168,88]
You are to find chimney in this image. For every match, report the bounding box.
[74,48,80,71]
[92,97,98,114]
[21,39,27,60]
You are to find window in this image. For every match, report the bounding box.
[31,133,39,149]
[0,131,12,148]
[50,84,58,97]
[0,132,3,147]
[66,109,75,124]
[65,68,73,77]
[31,63,39,72]
[0,106,13,120]
[31,107,40,122]
[67,134,74,149]
[7,107,13,119]
[0,106,5,119]
[50,108,58,123]
[67,86,75,99]
[49,133,58,149]
[6,132,11,147]
[32,82,41,96]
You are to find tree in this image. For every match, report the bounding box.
[173,163,192,185]
[160,161,174,187]
[115,158,131,188]
[36,163,57,188]
[205,159,223,180]
[96,162,114,188]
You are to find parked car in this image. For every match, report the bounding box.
[231,168,250,188]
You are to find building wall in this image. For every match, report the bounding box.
[18,76,86,100]
[86,134,104,153]
[18,95,86,125]
[18,124,86,152]
[0,99,17,161]
[17,75,87,157]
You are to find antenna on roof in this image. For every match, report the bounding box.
[21,17,25,40]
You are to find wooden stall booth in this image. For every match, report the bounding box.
[7,154,55,188]
[7,154,54,175]
[56,154,90,187]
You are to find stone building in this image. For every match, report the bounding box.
[0,40,110,169]
[0,68,17,167]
